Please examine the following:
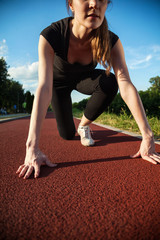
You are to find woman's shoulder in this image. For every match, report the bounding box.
[41,17,72,33]
[108,30,119,48]
[51,17,72,28]
[40,17,72,52]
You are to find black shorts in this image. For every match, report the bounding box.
[52,68,118,140]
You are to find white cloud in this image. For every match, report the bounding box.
[0,39,8,59]
[125,44,160,70]
[150,45,160,53]
[129,54,152,70]
[8,62,39,94]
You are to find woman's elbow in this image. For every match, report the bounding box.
[119,82,137,101]
[36,84,52,103]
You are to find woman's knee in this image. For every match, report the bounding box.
[100,72,118,95]
[59,127,76,140]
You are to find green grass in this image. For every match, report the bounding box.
[72,108,84,119]
[72,108,160,141]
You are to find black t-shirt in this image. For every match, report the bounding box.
[40,17,119,74]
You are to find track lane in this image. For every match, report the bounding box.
[1,112,160,240]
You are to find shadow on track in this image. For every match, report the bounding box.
[24,151,157,180]
[74,130,140,147]
[36,155,133,179]
[92,130,140,146]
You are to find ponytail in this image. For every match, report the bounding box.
[91,16,111,75]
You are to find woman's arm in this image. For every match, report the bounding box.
[111,39,160,164]
[16,35,57,179]
[26,35,54,149]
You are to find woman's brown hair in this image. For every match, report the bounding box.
[66,0,112,75]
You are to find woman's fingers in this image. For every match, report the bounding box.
[23,166,34,179]
[16,164,25,174]
[150,153,160,163]
[130,151,141,158]
[18,165,29,177]
[34,163,40,178]
[142,155,157,165]
[153,152,160,157]
[131,150,160,164]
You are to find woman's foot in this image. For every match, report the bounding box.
[77,125,95,146]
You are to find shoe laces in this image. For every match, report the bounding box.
[81,126,93,139]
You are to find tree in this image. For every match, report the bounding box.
[0,57,10,107]
[25,91,34,113]
[0,57,34,113]
[149,76,160,92]
[8,80,25,112]
[0,57,10,84]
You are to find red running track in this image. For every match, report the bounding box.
[1,112,160,240]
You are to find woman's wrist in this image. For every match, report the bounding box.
[26,139,39,150]
[141,129,154,141]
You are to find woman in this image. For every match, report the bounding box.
[16,0,160,179]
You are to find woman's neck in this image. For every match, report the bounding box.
[70,19,92,46]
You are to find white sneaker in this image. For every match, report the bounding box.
[77,125,95,146]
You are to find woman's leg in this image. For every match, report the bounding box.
[76,70,118,123]
[79,115,92,126]
[76,69,118,146]
[51,86,76,140]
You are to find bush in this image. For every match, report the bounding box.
[73,90,160,119]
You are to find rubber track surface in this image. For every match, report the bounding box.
[1,112,160,240]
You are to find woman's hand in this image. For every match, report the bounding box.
[131,137,160,164]
[16,148,57,179]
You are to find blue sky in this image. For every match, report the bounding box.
[0,0,160,103]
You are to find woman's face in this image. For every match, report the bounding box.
[69,0,108,30]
